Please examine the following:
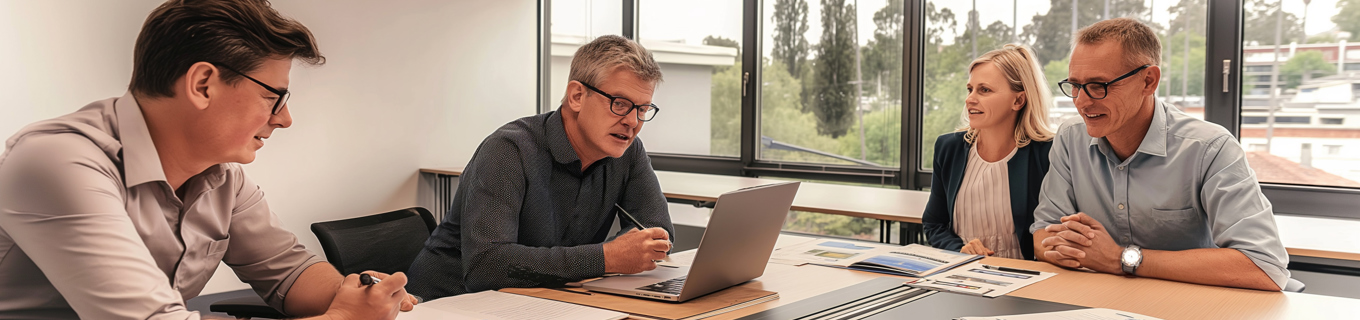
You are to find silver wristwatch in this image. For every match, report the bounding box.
[1121,244,1142,276]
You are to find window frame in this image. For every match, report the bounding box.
[538,0,1360,219]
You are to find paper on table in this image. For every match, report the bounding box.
[954,307,1163,320]
[768,239,895,266]
[906,261,1055,297]
[398,290,627,320]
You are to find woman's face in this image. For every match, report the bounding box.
[965,62,1024,131]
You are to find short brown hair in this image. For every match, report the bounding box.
[129,0,324,98]
[1074,18,1161,68]
[562,35,663,104]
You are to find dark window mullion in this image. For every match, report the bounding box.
[1204,0,1243,137]
[740,0,761,175]
[902,0,927,190]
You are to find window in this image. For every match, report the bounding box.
[636,1,743,157]
[757,0,902,168]
[538,0,1360,222]
[918,1,1203,171]
[1241,0,1360,188]
[548,0,623,113]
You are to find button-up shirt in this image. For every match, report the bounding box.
[0,93,323,319]
[1030,101,1290,289]
[406,109,673,300]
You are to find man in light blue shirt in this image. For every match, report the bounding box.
[1030,18,1289,291]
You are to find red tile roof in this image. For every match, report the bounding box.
[1245,151,1360,187]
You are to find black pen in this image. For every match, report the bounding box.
[614,204,648,230]
[982,264,1042,276]
[359,273,382,286]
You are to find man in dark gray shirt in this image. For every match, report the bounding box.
[407,35,674,299]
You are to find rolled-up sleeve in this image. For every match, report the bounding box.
[0,134,198,320]
[1199,136,1290,289]
[223,168,324,311]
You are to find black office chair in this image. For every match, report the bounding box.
[209,207,437,319]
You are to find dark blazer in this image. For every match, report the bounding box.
[922,131,1052,260]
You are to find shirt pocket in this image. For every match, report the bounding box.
[208,236,231,260]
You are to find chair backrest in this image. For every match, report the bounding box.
[310,207,437,275]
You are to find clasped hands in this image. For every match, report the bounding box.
[1038,213,1126,275]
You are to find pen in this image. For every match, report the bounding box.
[982,264,1042,276]
[614,204,648,230]
[359,273,382,286]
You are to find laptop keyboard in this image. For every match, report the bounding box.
[636,276,687,295]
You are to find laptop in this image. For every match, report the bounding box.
[583,181,801,302]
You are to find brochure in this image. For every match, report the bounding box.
[906,261,1056,298]
[770,241,982,277]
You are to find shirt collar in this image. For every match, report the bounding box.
[115,92,168,188]
[545,109,582,165]
[1086,99,1170,158]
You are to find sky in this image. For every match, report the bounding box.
[552,0,1343,55]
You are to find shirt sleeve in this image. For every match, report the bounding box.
[460,138,609,292]
[923,137,964,251]
[616,139,674,244]
[1030,126,1079,234]
[221,167,324,311]
[0,134,199,320]
[1199,135,1291,290]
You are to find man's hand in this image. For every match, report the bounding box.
[1038,221,1085,269]
[1053,213,1125,274]
[603,227,671,274]
[960,239,994,256]
[321,271,410,320]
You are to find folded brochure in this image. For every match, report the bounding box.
[906,261,1056,298]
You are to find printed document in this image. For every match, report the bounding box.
[906,261,1055,297]
[397,290,627,320]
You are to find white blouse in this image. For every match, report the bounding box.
[953,145,1024,259]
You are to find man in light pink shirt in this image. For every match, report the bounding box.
[0,0,415,319]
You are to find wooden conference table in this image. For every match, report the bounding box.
[420,167,1360,262]
[655,235,1360,320]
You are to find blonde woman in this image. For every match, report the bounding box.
[922,44,1055,260]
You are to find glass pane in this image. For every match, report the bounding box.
[1240,0,1360,188]
[919,1,1194,170]
[761,176,897,240]
[549,0,622,113]
[637,1,743,156]
[758,0,903,168]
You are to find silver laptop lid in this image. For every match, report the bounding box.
[677,181,800,299]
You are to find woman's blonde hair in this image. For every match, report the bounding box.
[959,44,1055,147]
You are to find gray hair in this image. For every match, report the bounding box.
[561,35,664,105]
[1073,18,1162,68]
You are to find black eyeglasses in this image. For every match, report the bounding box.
[578,81,660,122]
[1058,65,1151,100]
[211,62,290,115]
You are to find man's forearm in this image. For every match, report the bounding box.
[283,262,343,316]
[1137,248,1280,291]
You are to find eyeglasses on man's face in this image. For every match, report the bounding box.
[210,62,290,115]
[1058,64,1151,100]
[577,81,660,122]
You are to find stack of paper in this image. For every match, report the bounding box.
[397,290,627,320]
[906,261,1055,298]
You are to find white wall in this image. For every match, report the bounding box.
[1,0,537,295]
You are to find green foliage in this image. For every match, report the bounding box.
[702,35,741,65]
[809,0,858,138]
[761,60,846,163]
[1280,51,1337,89]
[1043,57,1070,97]
[782,211,880,239]
[861,0,903,102]
[1334,0,1360,39]
[710,61,742,157]
[1159,31,1206,97]
[1244,0,1306,46]
[772,0,811,77]
[1020,0,1148,67]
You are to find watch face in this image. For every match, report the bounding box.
[1122,249,1139,265]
